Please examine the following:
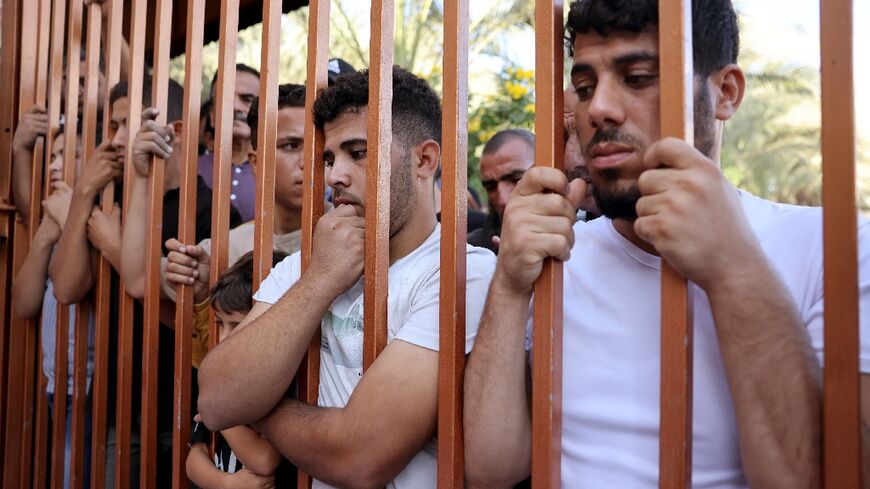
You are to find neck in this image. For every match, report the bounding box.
[231,137,251,165]
[612,218,658,255]
[388,192,437,264]
[274,205,302,235]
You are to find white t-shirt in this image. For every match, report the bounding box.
[254,224,496,489]
[537,192,870,488]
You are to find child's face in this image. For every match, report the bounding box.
[215,308,248,343]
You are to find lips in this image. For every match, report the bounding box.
[588,143,634,170]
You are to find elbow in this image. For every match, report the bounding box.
[241,451,282,477]
[332,463,393,489]
[463,419,530,488]
[197,373,230,432]
[52,281,86,305]
[121,270,145,300]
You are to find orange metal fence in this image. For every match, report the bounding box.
[0,0,861,488]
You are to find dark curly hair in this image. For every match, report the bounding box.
[247,83,306,150]
[312,66,442,150]
[565,0,739,78]
[210,250,289,314]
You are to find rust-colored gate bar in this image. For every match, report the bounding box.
[252,0,282,288]
[657,2,694,488]
[119,0,148,485]
[362,0,394,371]
[820,0,861,487]
[531,1,564,487]
[31,0,54,485]
[91,0,123,486]
[68,6,102,488]
[208,0,240,352]
[437,0,469,486]
[0,0,23,486]
[51,0,81,486]
[298,1,330,485]
[140,0,173,488]
[171,1,206,487]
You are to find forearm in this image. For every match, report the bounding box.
[220,425,281,476]
[12,148,34,225]
[49,191,97,304]
[198,272,334,430]
[709,255,822,489]
[255,399,374,489]
[186,443,229,489]
[11,231,54,319]
[120,176,148,298]
[463,272,533,487]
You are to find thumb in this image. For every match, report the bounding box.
[491,235,501,252]
[565,178,587,211]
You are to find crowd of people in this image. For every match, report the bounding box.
[8,0,869,488]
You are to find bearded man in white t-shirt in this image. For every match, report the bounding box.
[464,0,869,488]
[197,66,496,489]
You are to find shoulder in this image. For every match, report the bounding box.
[252,251,303,305]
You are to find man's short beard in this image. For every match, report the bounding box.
[592,174,641,221]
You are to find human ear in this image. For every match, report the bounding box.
[710,64,745,121]
[414,139,441,180]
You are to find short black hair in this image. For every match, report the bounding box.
[247,83,306,150]
[565,0,740,78]
[482,128,535,155]
[109,76,185,122]
[210,63,261,94]
[312,66,442,149]
[210,250,289,314]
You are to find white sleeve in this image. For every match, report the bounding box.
[805,219,870,374]
[395,247,496,353]
[252,252,302,305]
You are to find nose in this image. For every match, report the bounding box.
[495,181,516,210]
[325,157,351,189]
[586,76,625,130]
[112,125,127,153]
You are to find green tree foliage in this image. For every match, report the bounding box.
[466,66,536,197]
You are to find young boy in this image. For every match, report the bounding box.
[185,250,287,488]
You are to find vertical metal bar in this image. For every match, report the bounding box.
[437,0,469,486]
[298,1,330,486]
[208,0,240,352]
[31,0,53,485]
[171,1,205,488]
[119,0,147,486]
[140,0,173,488]
[49,0,75,486]
[657,2,694,488]
[0,0,23,486]
[90,0,122,483]
[251,0,281,287]
[67,5,101,489]
[820,0,861,487]
[531,1,564,488]
[60,1,85,488]
[362,0,393,371]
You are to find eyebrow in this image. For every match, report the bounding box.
[570,51,659,76]
[322,138,367,160]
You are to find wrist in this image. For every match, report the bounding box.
[491,266,534,303]
[702,246,770,299]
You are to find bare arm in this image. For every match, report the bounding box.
[120,108,174,299]
[220,425,282,476]
[254,340,439,489]
[198,204,365,430]
[185,443,276,489]
[11,105,48,226]
[87,203,122,272]
[706,256,821,488]
[636,139,821,488]
[50,142,122,304]
[12,218,60,319]
[198,276,334,429]
[464,168,579,487]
